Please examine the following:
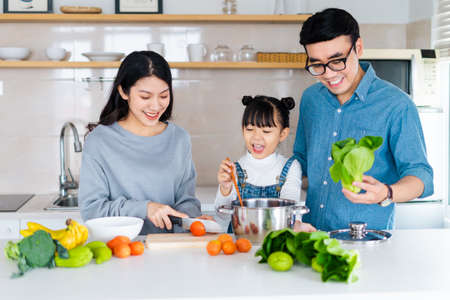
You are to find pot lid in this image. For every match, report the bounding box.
[329,221,392,244]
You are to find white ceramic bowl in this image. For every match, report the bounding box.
[0,47,31,60]
[82,51,125,62]
[85,216,144,242]
[46,47,67,61]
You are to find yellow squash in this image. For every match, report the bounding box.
[20,219,88,250]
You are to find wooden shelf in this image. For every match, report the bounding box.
[0,61,306,69]
[0,13,311,23]
[0,61,118,68]
[169,62,306,69]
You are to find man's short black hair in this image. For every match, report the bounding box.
[300,8,360,48]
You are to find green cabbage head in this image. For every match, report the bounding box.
[329,136,383,193]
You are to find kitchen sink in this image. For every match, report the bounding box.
[45,194,79,211]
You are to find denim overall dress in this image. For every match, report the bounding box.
[227,156,297,233]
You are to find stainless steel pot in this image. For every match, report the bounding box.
[217,198,309,243]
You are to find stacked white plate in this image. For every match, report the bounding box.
[82,52,125,62]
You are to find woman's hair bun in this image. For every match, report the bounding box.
[242,95,254,106]
[281,97,295,110]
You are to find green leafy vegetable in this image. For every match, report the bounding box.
[329,136,383,193]
[312,238,359,283]
[4,230,67,278]
[294,231,329,266]
[255,228,296,263]
[4,241,20,261]
[18,230,56,268]
[255,229,360,283]
[54,240,69,259]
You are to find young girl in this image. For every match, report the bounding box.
[78,51,201,234]
[215,95,315,232]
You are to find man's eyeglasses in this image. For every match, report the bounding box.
[305,45,355,76]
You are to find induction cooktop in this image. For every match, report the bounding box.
[0,194,34,212]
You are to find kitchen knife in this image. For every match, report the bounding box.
[169,216,224,233]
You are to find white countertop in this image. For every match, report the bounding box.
[0,194,82,220]
[1,229,449,300]
[0,186,219,220]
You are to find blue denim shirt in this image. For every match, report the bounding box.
[293,62,433,231]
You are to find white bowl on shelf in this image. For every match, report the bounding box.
[46,47,67,61]
[82,51,125,62]
[0,47,31,61]
[85,216,144,242]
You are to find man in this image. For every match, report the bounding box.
[293,8,433,231]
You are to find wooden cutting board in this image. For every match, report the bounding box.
[145,233,221,250]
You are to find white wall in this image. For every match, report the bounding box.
[0,0,416,24]
[409,0,434,22]
[302,0,410,24]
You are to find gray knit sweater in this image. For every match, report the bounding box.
[78,122,201,234]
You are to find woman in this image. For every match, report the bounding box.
[78,51,202,234]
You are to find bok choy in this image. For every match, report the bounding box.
[329,136,383,193]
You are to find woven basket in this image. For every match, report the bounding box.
[256,52,307,65]
[60,6,102,14]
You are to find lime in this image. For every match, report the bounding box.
[267,251,294,272]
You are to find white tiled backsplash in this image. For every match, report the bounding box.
[0,21,429,195]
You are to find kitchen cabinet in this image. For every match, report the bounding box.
[0,219,20,239]
[0,195,83,239]
[0,218,83,240]
[0,192,215,240]
[0,14,309,69]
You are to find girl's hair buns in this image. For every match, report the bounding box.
[280,97,295,110]
[241,95,295,129]
[242,95,254,106]
[242,95,295,110]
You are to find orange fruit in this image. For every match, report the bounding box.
[217,233,233,244]
[113,243,131,258]
[235,238,252,253]
[190,221,206,236]
[107,235,131,250]
[129,241,145,256]
[222,241,236,255]
[206,240,222,256]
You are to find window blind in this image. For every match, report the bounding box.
[433,0,450,58]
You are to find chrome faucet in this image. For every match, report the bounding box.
[59,122,82,198]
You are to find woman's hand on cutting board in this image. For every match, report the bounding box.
[197,215,215,221]
[147,202,188,230]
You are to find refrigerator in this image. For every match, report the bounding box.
[362,51,448,229]
[394,60,448,229]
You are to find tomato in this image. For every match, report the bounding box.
[206,240,221,256]
[129,241,145,256]
[217,233,233,244]
[235,238,252,253]
[222,241,236,255]
[190,221,206,236]
[113,243,131,258]
[107,235,131,250]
